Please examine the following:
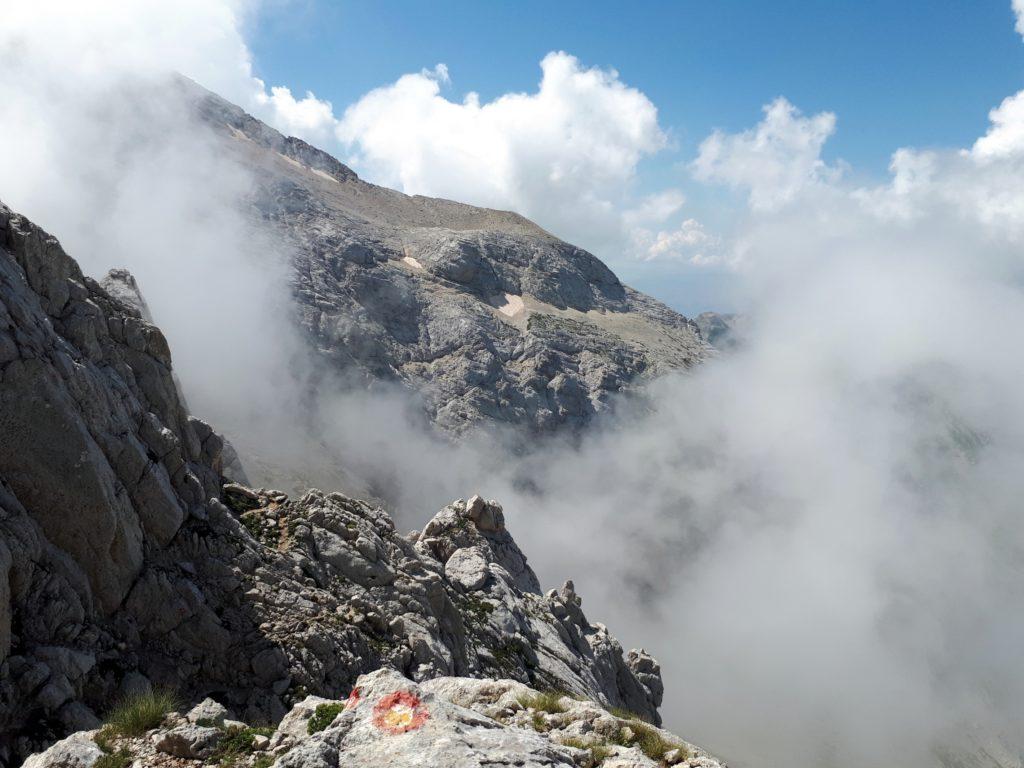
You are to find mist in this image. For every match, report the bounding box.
[4,4,1024,768]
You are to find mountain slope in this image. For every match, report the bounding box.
[0,200,681,765]
[179,78,707,433]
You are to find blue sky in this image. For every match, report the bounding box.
[237,1,1024,313]
[251,1,1024,176]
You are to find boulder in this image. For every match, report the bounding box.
[186,697,231,727]
[444,547,490,592]
[153,724,222,759]
[22,733,102,768]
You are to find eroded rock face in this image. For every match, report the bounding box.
[0,204,218,614]
[0,201,664,764]
[182,77,708,434]
[0,201,223,758]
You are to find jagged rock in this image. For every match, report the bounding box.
[0,200,226,756]
[99,268,153,321]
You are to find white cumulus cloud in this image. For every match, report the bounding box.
[692,97,840,211]
[631,218,723,265]
[335,52,671,258]
[0,0,339,147]
[253,81,339,146]
[624,189,688,225]
[971,89,1024,159]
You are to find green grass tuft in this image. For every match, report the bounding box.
[517,690,568,714]
[529,711,549,732]
[608,705,652,723]
[558,737,612,766]
[307,702,344,734]
[104,689,179,737]
[612,722,690,763]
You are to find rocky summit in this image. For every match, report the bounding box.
[0,200,721,766]
[178,78,708,434]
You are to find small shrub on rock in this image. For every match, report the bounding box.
[307,702,345,734]
[559,737,613,766]
[517,690,568,714]
[608,705,652,723]
[529,711,549,733]
[613,722,689,763]
[212,726,275,767]
[94,749,132,768]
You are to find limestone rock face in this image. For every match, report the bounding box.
[0,203,219,615]
[0,200,225,757]
[181,77,708,434]
[0,200,665,764]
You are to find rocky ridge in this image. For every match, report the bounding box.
[177,77,708,434]
[0,201,695,765]
[27,668,725,768]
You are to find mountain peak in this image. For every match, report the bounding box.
[168,80,708,436]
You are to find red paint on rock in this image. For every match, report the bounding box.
[371,691,430,734]
[345,687,361,710]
